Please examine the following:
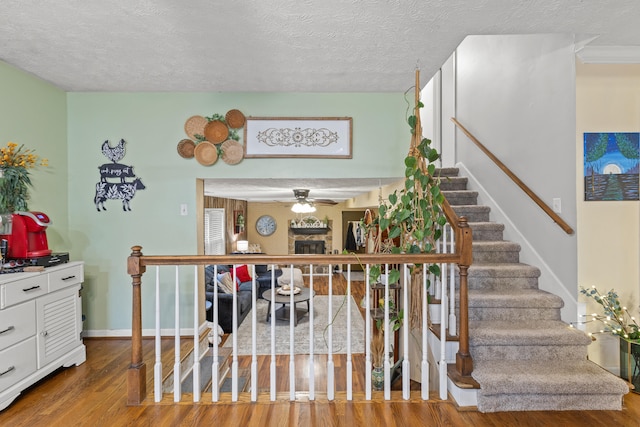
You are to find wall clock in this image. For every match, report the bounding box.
[256,215,277,236]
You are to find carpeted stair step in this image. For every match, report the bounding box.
[462,263,541,291]
[439,176,468,191]
[468,222,504,241]
[451,205,490,222]
[442,190,478,206]
[435,167,460,177]
[469,320,591,361]
[472,359,629,412]
[472,241,521,263]
[468,289,563,321]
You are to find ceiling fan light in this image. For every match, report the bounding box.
[291,201,316,213]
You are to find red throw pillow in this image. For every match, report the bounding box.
[234,264,252,283]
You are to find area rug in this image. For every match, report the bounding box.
[342,271,365,281]
[223,295,365,355]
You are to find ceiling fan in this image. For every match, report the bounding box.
[291,189,337,213]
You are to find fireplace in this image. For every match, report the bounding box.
[295,240,325,255]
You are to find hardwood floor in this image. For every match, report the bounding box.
[2,274,639,426]
[1,337,638,426]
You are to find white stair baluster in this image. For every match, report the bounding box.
[212,266,220,402]
[173,266,181,402]
[365,264,372,400]
[192,265,200,402]
[384,264,390,400]
[327,269,335,400]
[421,263,429,400]
[448,226,457,336]
[270,267,277,401]
[346,265,353,401]
[309,264,315,401]
[154,266,162,402]
[251,266,258,402]
[289,265,296,401]
[402,264,410,400]
[231,266,238,401]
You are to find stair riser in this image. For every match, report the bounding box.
[473,251,520,263]
[470,344,588,361]
[439,178,468,191]
[468,307,561,321]
[435,168,460,177]
[470,229,504,241]
[464,276,540,291]
[452,207,491,222]
[477,393,623,412]
[443,193,478,206]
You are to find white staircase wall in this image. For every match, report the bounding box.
[421,34,579,322]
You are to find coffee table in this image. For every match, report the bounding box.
[262,287,315,326]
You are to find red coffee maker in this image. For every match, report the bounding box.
[1,211,52,259]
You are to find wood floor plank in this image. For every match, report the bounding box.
[1,273,639,426]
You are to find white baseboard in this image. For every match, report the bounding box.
[83,323,211,338]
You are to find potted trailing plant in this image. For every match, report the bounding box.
[366,70,446,329]
[578,286,640,392]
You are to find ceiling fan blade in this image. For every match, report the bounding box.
[312,198,338,205]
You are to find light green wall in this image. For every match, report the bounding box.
[0,61,68,251]
[66,92,409,331]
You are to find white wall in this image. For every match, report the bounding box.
[452,35,579,321]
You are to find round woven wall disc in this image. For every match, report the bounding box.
[194,141,218,166]
[204,120,229,143]
[177,139,195,158]
[184,115,208,140]
[225,109,246,129]
[221,140,244,165]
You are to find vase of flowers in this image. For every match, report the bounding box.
[578,286,640,392]
[0,142,48,219]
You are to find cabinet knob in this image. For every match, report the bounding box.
[42,331,49,337]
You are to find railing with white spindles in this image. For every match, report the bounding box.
[126,213,472,405]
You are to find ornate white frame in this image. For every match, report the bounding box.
[244,117,352,158]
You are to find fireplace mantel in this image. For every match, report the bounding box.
[289,227,331,235]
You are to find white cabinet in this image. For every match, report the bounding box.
[0,262,86,411]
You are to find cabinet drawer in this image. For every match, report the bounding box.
[0,300,36,351]
[48,264,83,293]
[2,275,48,308]
[0,336,37,391]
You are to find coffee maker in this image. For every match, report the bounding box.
[0,211,52,259]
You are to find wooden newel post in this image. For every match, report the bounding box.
[127,245,147,405]
[455,218,474,377]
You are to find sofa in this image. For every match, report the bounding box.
[205,264,282,333]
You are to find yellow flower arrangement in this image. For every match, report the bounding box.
[0,142,48,213]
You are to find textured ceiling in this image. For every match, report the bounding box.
[1,1,639,93]
[2,1,638,202]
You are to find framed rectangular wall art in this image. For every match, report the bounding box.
[244,117,352,158]
[583,132,639,201]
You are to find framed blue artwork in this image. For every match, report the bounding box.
[584,132,639,201]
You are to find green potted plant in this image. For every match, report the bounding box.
[578,286,640,392]
[365,71,445,330]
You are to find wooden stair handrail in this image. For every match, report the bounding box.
[451,118,574,235]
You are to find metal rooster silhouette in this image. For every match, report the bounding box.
[95,139,146,212]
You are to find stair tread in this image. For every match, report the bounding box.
[470,320,591,346]
[468,263,541,278]
[472,359,629,396]
[469,289,564,308]
[472,241,521,251]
